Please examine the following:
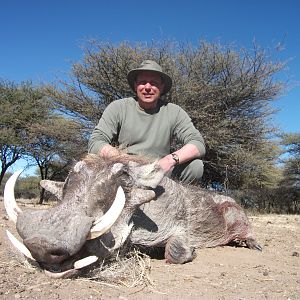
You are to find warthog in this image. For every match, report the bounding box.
[4,154,261,278]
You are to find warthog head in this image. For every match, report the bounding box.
[4,154,164,278]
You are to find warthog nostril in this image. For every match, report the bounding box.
[50,249,67,256]
[24,237,70,264]
[48,249,70,264]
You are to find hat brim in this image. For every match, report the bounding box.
[127,69,172,96]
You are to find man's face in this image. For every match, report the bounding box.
[134,71,165,109]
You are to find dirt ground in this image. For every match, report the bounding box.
[0,200,299,300]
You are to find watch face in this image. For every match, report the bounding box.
[171,153,179,164]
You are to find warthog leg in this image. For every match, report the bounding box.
[164,234,197,264]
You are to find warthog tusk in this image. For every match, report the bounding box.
[74,255,98,269]
[87,186,126,240]
[6,230,36,261]
[44,256,98,279]
[44,269,79,279]
[4,170,23,223]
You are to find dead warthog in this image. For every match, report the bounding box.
[4,154,261,278]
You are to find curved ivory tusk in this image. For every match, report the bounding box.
[6,230,36,261]
[4,170,23,223]
[74,255,98,269]
[44,256,98,278]
[44,268,79,279]
[87,186,126,240]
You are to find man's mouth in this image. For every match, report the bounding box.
[143,93,154,98]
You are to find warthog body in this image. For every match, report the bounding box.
[4,154,261,277]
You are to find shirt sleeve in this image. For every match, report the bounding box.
[172,106,206,157]
[88,101,121,154]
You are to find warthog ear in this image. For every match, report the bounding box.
[127,161,164,189]
[40,180,64,201]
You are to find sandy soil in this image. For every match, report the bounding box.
[0,201,299,300]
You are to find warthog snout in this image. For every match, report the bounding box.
[23,236,70,264]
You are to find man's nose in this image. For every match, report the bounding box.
[144,82,152,89]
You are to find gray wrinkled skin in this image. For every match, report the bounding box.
[131,180,261,264]
[16,154,261,273]
[16,154,164,271]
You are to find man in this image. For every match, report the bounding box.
[88,60,205,183]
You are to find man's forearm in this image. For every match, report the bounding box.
[171,144,201,164]
[158,144,201,173]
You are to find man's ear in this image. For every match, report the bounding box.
[134,81,138,92]
[160,82,165,94]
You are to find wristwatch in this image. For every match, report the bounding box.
[171,153,180,165]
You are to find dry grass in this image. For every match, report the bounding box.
[82,248,153,288]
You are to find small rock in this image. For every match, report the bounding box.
[292,251,299,257]
[263,270,269,276]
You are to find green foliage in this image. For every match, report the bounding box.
[233,133,300,214]
[233,185,299,214]
[281,133,300,156]
[0,80,49,185]
[25,111,86,203]
[15,175,41,199]
[0,79,86,202]
[0,171,40,199]
[278,133,300,212]
[28,115,86,177]
[280,133,300,188]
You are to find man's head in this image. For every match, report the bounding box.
[127,60,172,109]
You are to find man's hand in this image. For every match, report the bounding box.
[158,154,177,173]
[99,144,121,157]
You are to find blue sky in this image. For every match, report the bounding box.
[1,0,299,174]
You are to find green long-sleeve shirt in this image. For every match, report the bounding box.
[88,97,205,159]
